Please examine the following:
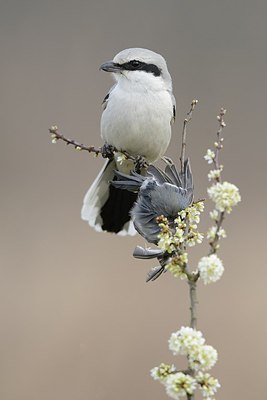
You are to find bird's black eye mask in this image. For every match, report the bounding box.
[117,59,162,77]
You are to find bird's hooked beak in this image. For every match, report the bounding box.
[100,61,122,73]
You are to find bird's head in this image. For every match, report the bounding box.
[100,48,173,92]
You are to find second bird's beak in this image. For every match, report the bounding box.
[100,61,122,73]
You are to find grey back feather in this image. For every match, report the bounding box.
[111,159,194,244]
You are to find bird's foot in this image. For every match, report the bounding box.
[134,155,147,172]
[101,143,116,159]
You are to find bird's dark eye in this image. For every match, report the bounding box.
[130,60,141,68]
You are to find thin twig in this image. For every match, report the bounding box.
[213,108,226,180]
[49,126,103,155]
[209,211,225,254]
[180,99,198,174]
[208,108,227,253]
[49,125,149,168]
[188,278,198,330]
[186,248,199,400]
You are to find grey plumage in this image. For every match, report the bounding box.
[112,158,194,281]
[112,159,193,244]
[132,246,171,282]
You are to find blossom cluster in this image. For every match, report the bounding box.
[205,126,241,257]
[165,254,188,280]
[168,327,218,371]
[204,149,215,164]
[147,109,239,399]
[206,226,226,241]
[157,202,204,279]
[157,202,205,253]
[51,125,59,144]
[151,327,220,399]
[208,181,241,214]
[207,168,223,182]
[197,254,224,285]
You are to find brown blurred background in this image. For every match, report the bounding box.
[1,1,266,399]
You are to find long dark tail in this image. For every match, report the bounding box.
[100,181,137,233]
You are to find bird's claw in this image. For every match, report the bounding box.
[101,143,116,159]
[134,155,147,172]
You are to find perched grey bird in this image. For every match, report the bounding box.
[81,48,175,235]
[112,159,193,281]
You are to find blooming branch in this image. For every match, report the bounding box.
[204,109,241,258]
[152,327,220,400]
[129,105,241,400]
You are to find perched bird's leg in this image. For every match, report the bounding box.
[102,143,116,159]
[134,155,148,173]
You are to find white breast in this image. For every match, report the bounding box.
[101,82,173,163]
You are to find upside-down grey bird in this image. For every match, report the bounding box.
[81,48,176,235]
[112,159,193,280]
[113,159,194,244]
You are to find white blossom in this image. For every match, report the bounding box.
[198,254,224,284]
[189,344,218,371]
[165,372,197,399]
[217,227,226,238]
[204,149,215,164]
[166,254,188,280]
[206,226,217,240]
[150,363,176,383]
[194,201,205,213]
[206,226,226,240]
[158,203,204,252]
[158,232,177,253]
[207,181,241,213]
[115,152,127,165]
[186,231,204,247]
[196,371,221,397]
[207,169,222,181]
[209,209,219,221]
[169,327,205,355]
